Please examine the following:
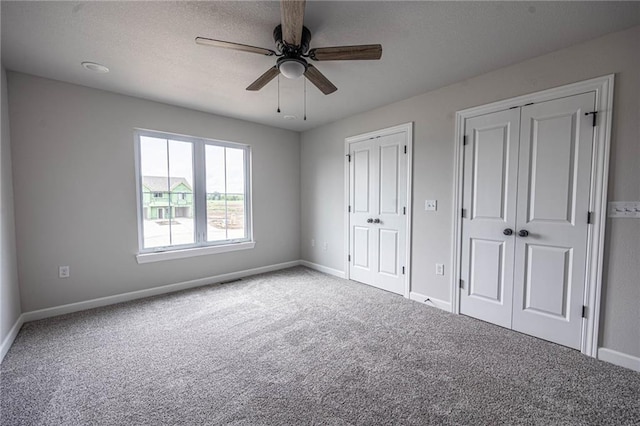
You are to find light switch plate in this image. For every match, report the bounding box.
[608,201,640,218]
[425,200,437,211]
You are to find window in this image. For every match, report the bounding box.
[135,130,252,260]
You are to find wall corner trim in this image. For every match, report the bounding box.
[409,291,452,312]
[299,260,346,279]
[597,347,640,372]
[1,314,25,363]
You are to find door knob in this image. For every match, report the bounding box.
[503,228,514,236]
[373,218,381,224]
[518,229,529,237]
[367,218,373,223]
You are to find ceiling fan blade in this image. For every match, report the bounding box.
[308,44,382,61]
[195,37,275,56]
[246,66,280,91]
[304,65,337,95]
[280,0,306,46]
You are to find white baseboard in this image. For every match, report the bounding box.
[1,313,25,363]
[22,260,301,323]
[410,291,452,313]
[598,347,640,372]
[299,260,346,279]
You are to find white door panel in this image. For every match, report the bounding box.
[353,227,371,269]
[469,238,506,302]
[378,228,398,276]
[522,244,572,318]
[379,144,400,215]
[350,141,376,285]
[349,132,407,295]
[353,149,371,213]
[512,92,595,350]
[460,109,520,328]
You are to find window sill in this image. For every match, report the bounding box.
[136,241,255,264]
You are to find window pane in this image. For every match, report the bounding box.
[140,136,170,249]
[139,137,194,249]
[138,131,250,253]
[205,145,228,242]
[225,147,246,240]
[167,139,194,246]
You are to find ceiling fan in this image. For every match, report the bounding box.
[195,0,382,95]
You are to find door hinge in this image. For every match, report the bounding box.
[402,266,405,275]
[587,211,593,224]
[582,305,587,318]
[459,279,464,289]
[463,135,468,145]
[346,154,351,162]
[461,208,467,218]
[403,206,406,215]
[585,111,598,127]
[348,205,351,213]
[404,145,407,154]
[348,254,351,262]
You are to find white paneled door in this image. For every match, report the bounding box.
[349,132,407,295]
[460,108,521,328]
[461,92,596,350]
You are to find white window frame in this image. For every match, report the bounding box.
[134,129,254,263]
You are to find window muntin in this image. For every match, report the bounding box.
[135,130,251,253]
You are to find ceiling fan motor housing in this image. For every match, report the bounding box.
[273,24,311,55]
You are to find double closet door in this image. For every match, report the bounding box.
[460,92,595,350]
[349,131,408,295]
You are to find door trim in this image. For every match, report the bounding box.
[451,75,614,357]
[344,122,413,298]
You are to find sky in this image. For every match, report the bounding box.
[140,136,245,193]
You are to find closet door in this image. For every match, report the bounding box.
[459,109,521,328]
[349,132,407,295]
[350,138,378,287]
[511,92,596,350]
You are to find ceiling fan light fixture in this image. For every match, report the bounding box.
[278,58,306,79]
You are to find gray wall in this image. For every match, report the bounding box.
[301,26,640,357]
[8,73,300,312]
[1,67,21,344]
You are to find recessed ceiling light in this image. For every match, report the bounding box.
[283,115,296,120]
[81,61,109,73]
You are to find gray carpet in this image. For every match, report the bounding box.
[1,266,639,425]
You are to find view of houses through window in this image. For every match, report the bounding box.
[138,133,249,251]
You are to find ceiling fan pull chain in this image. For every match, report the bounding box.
[277,75,281,113]
[304,78,307,121]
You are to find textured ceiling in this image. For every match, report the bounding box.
[2,1,639,132]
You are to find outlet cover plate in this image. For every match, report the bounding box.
[59,266,70,278]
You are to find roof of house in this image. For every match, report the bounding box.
[142,176,192,192]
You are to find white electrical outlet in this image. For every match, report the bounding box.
[425,200,437,211]
[59,266,70,278]
[435,264,444,275]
